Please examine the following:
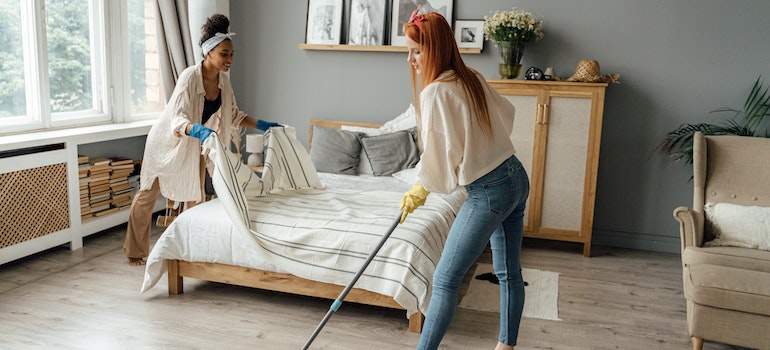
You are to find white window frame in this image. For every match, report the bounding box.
[0,0,163,135]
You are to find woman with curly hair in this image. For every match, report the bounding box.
[124,14,280,266]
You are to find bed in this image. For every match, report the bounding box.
[140,119,466,332]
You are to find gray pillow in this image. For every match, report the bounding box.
[361,128,420,176]
[309,125,363,175]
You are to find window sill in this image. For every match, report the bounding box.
[0,120,155,152]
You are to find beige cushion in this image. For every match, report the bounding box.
[683,246,770,273]
[685,264,770,316]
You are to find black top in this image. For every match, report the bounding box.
[202,91,222,125]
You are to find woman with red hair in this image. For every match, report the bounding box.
[398,11,530,350]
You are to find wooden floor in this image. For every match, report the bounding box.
[0,224,747,349]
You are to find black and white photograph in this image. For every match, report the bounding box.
[305,0,343,45]
[348,0,387,46]
[390,0,453,46]
[454,19,483,50]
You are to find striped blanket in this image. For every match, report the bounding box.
[142,128,466,317]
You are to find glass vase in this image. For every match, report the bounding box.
[497,40,526,79]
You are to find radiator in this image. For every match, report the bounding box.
[0,156,70,249]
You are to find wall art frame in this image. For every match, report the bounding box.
[348,0,388,46]
[454,19,484,50]
[390,0,453,46]
[306,0,344,45]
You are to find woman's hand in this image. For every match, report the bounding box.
[189,123,214,143]
[256,119,281,131]
[399,182,429,223]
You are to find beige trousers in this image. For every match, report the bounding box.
[123,155,206,259]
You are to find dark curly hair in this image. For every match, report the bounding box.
[199,14,230,46]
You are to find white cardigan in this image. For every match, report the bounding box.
[416,70,516,194]
[139,63,247,202]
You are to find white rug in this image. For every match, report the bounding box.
[459,263,561,321]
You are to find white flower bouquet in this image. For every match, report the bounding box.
[483,8,544,44]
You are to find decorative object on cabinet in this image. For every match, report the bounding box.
[246,133,264,168]
[454,19,484,50]
[543,66,555,80]
[348,0,387,46]
[390,0,453,46]
[565,59,620,84]
[487,79,608,256]
[652,76,769,167]
[305,0,343,45]
[483,8,544,79]
[524,66,545,80]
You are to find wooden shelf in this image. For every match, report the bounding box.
[299,43,481,54]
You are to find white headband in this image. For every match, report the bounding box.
[201,32,236,56]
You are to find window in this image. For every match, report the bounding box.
[0,0,164,135]
[127,0,163,117]
[0,1,26,120]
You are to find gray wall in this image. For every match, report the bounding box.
[228,0,770,254]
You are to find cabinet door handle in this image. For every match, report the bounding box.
[536,104,543,124]
[542,104,549,124]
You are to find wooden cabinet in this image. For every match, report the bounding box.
[488,80,607,256]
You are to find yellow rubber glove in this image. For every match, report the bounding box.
[399,182,430,223]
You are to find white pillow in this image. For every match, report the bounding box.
[380,104,417,133]
[704,202,770,251]
[341,125,383,175]
[392,167,419,185]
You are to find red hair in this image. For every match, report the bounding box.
[404,12,492,138]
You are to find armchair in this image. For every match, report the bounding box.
[674,132,770,350]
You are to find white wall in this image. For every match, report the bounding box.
[226,0,770,254]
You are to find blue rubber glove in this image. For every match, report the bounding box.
[256,119,281,131]
[189,123,214,143]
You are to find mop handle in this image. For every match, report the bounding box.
[301,211,404,350]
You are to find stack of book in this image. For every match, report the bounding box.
[78,155,92,221]
[80,155,140,221]
[109,157,134,209]
[88,157,115,217]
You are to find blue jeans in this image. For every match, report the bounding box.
[416,155,530,349]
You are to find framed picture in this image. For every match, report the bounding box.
[454,20,484,50]
[348,0,388,46]
[390,0,453,46]
[305,0,343,45]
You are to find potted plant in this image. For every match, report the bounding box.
[653,77,770,165]
[483,8,544,79]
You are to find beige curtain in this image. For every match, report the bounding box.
[155,0,196,102]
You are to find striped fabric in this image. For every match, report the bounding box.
[171,129,466,317]
[203,127,324,228]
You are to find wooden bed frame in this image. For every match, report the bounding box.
[165,119,424,333]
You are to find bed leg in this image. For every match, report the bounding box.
[408,312,424,333]
[167,260,184,295]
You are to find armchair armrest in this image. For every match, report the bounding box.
[673,206,705,251]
